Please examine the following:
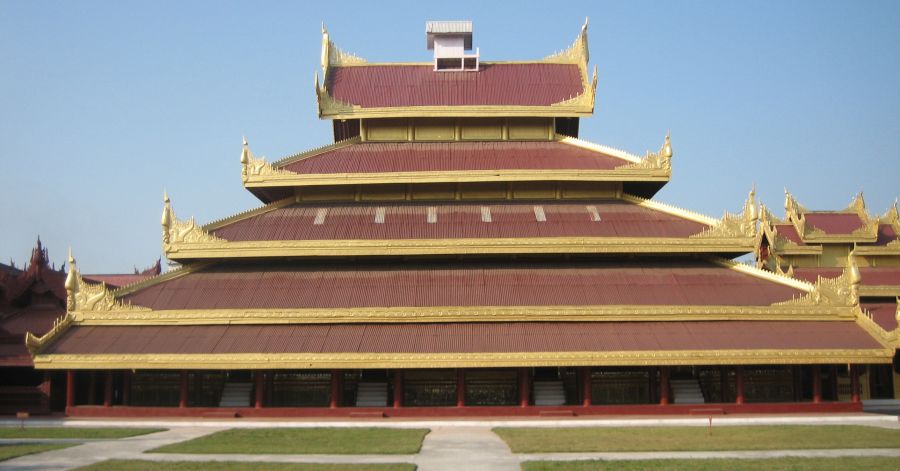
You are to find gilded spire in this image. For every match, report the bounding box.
[64,248,78,311]
[240,136,251,165]
[661,132,672,159]
[847,249,861,305]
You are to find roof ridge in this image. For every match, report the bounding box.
[557,135,642,163]
[710,256,815,292]
[203,196,297,232]
[111,261,213,297]
[271,137,361,169]
[621,193,718,226]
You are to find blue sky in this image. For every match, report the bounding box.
[1,0,898,272]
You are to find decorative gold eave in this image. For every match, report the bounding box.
[859,285,900,297]
[164,236,756,261]
[31,348,895,370]
[315,20,597,119]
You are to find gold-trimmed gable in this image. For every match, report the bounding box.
[782,189,879,243]
[161,192,224,256]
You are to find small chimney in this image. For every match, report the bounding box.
[426,20,479,72]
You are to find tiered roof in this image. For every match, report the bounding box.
[25,21,895,369]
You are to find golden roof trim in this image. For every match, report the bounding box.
[782,189,879,243]
[270,136,360,169]
[691,187,758,240]
[164,235,756,261]
[712,256,814,292]
[161,193,225,255]
[772,251,862,307]
[239,137,292,184]
[72,304,854,326]
[202,196,298,233]
[557,135,643,164]
[33,347,894,370]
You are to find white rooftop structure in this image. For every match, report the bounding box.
[426,20,479,72]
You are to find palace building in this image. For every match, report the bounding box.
[21,21,900,417]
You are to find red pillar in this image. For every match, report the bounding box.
[519,368,530,408]
[103,371,113,407]
[850,365,861,403]
[392,370,403,408]
[122,371,131,406]
[735,366,745,405]
[456,369,465,407]
[659,367,670,405]
[812,366,822,404]
[581,367,592,407]
[66,370,75,409]
[179,371,189,408]
[329,370,341,409]
[255,371,265,409]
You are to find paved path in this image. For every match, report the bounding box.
[414,426,519,471]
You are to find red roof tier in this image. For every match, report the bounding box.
[120,261,804,311]
[803,213,865,235]
[861,303,899,331]
[326,63,584,108]
[210,200,708,242]
[279,141,630,175]
[42,320,883,356]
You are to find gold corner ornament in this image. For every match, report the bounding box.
[320,23,367,78]
[239,137,291,183]
[691,186,758,239]
[618,132,672,172]
[24,312,74,355]
[775,251,862,307]
[544,17,589,65]
[64,248,149,313]
[161,192,224,254]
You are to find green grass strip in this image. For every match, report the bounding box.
[0,427,165,439]
[523,457,900,471]
[0,443,76,462]
[150,428,429,455]
[495,425,900,453]
[76,461,415,471]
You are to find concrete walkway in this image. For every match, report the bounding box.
[1,414,898,470]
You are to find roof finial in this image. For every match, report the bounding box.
[161,190,173,239]
[747,184,758,223]
[661,131,672,159]
[240,136,251,165]
[582,17,589,33]
[321,22,327,35]
[64,248,78,311]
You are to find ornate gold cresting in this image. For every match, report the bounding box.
[776,250,862,307]
[545,17,590,64]
[691,186,758,239]
[619,132,673,171]
[239,137,290,183]
[161,191,224,254]
[24,313,72,355]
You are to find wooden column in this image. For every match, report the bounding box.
[456,369,465,407]
[122,371,130,406]
[66,370,75,408]
[392,370,403,408]
[255,371,265,409]
[581,367,592,407]
[659,367,670,405]
[329,370,341,409]
[850,365,861,403]
[830,365,839,401]
[518,368,530,408]
[812,366,822,404]
[735,366,745,405]
[179,371,188,408]
[103,371,113,407]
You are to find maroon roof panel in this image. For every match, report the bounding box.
[803,213,865,234]
[862,303,899,332]
[43,321,883,356]
[327,63,584,108]
[120,261,803,310]
[792,267,900,287]
[211,201,708,242]
[280,141,627,175]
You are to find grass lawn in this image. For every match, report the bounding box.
[149,428,429,455]
[0,427,165,439]
[76,461,415,471]
[495,425,900,453]
[523,457,900,471]
[0,443,75,462]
